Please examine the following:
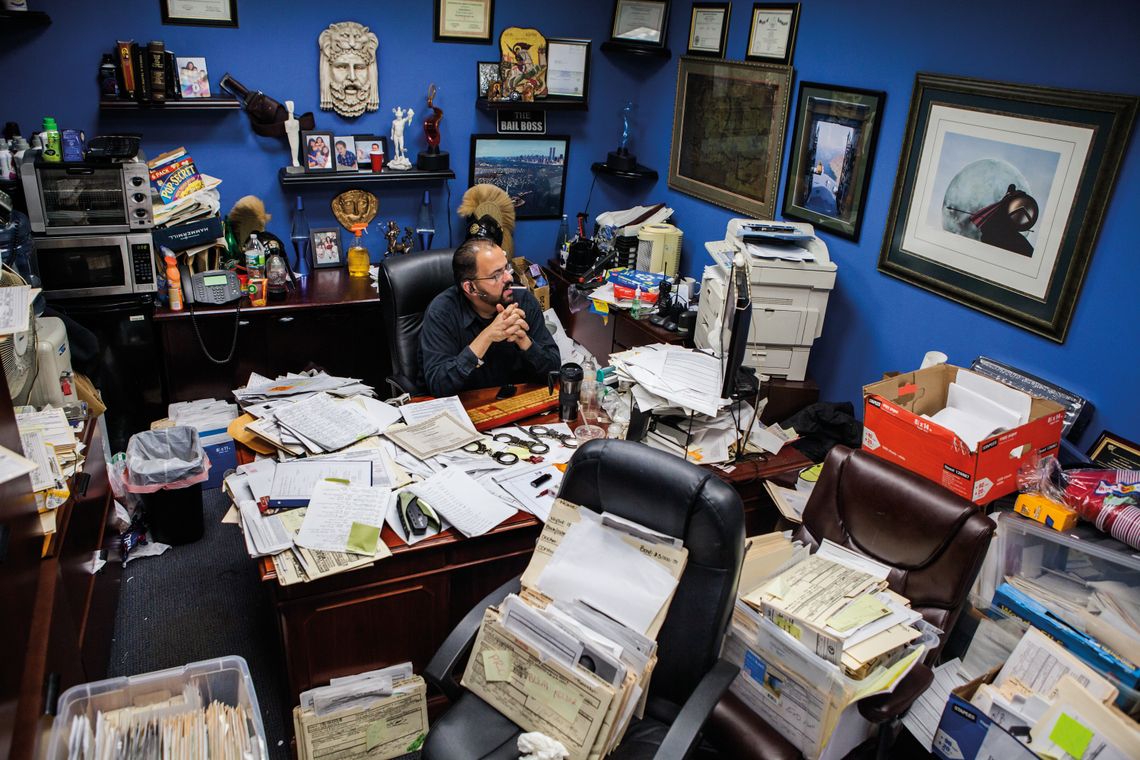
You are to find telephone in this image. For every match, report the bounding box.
[184,269,243,305]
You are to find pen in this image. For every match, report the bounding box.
[530,472,552,488]
[536,489,552,498]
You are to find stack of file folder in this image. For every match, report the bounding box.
[16,405,84,548]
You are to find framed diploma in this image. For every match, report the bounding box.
[546,38,591,100]
[1088,432,1140,470]
[687,3,731,57]
[609,0,670,49]
[161,0,238,27]
[434,0,495,44]
[746,3,800,65]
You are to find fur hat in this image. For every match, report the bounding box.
[458,184,516,254]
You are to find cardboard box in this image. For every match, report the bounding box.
[862,365,1064,503]
[932,668,1037,760]
[511,256,551,310]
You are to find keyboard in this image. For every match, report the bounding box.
[466,387,560,431]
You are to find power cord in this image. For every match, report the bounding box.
[187,297,242,365]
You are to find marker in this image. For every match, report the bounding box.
[530,472,552,488]
[536,489,552,499]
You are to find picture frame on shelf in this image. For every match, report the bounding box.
[879,73,1137,343]
[301,130,335,173]
[434,0,495,44]
[782,82,885,241]
[687,2,731,58]
[545,38,591,100]
[333,135,358,172]
[310,228,344,269]
[353,135,388,172]
[161,0,238,27]
[175,57,211,98]
[609,0,670,49]
[476,61,500,98]
[500,27,548,100]
[470,134,570,220]
[668,56,793,219]
[745,3,799,65]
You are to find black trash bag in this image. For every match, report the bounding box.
[781,401,863,463]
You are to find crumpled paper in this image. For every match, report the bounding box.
[518,731,569,760]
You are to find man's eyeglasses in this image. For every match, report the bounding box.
[469,265,512,282]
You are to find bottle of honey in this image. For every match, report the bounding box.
[347,223,370,278]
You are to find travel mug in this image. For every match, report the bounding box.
[549,363,582,422]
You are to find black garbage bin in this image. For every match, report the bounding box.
[126,426,210,546]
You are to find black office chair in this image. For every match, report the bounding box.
[377,247,455,396]
[422,438,746,760]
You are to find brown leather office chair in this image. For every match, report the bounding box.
[708,445,996,760]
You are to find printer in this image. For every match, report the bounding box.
[697,219,837,382]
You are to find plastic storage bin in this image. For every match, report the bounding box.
[47,656,268,760]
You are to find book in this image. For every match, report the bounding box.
[148,147,205,204]
[176,57,211,98]
[115,40,136,99]
[147,41,166,103]
[164,51,180,100]
[132,42,149,102]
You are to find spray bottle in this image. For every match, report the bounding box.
[165,253,183,311]
[346,223,370,278]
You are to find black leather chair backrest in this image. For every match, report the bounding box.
[558,439,745,717]
[377,248,455,395]
[793,445,995,661]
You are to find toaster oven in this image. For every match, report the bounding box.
[20,149,153,236]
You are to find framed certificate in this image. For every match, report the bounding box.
[746,3,800,65]
[546,38,591,100]
[610,0,670,49]
[687,3,731,57]
[434,0,495,44]
[161,0,238,27]
[1088,431,1140,470]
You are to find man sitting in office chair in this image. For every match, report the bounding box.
[419,217,560,397]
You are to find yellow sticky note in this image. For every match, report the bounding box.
[1050,713,1093,759]
[482,649,513,682]
[826,594,891,632]
[366,719,390,750]
[524,668,581,725]
[346,521,380,555]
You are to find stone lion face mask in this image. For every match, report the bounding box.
[319,22,379,118]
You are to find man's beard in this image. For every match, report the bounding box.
[330,80,370,118]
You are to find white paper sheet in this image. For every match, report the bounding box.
[238,500,294,557]
[273,392,378,451]
[902,658,970,751]
[492,463,563,522]
[385,412,482,460]
[348,395,403,432]
[295,480,391,553]
[269,459,374,505]
[385,488,450,546]
[817,539,892,581]
[406,467,515,537]
[400,396,477,433]
[0,442,37,486]
[0,285,32,334]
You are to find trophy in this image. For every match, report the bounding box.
[606,100,639,172]
[416,83,450,172]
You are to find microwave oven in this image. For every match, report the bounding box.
[34,233,157,299]
[20,150,154,236]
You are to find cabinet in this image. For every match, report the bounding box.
[155,269,388,402]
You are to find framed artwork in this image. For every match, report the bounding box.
[668,56,793,219]
[433,0,494,44]
[879,72,1137,342]
[310,228,343,269]
[353,135,388,172]
[301,131,334,173]
[782,82,885,241]
[333,135,358,172]
[609,0,670,49]
[476,61,500,98]
[161,0,238,27]
[746,3,799,65]
[687,2,731,58]
[1087,431,1140,470]
[545,38,591,100]
[469,135,570,220]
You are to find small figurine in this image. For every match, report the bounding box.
[385,220,414,256]
[416,83,450,171]
[606,100,639,172]
[284,100,302,173]
[388,106,416,170]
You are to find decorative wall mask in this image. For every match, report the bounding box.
[318,21,379,118]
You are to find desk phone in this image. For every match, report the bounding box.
[187,270,243,305]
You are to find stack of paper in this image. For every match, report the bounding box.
[168,397,238,448]
[16,405,83,542]
[610,344,729,418]
[232,369,375,406]
[461,500,688,760]
[923,370,1031,451]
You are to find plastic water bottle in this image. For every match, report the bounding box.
[244,232,266,278]
[631,286,643,320]
[555,214,569,267]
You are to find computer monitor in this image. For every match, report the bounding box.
[719,253,752,399]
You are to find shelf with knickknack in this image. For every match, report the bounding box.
[0,9,51,30]
[475,97,587,112]
[600,41,671,60]
[277,167,455,188]
[591,161,658,181]
[99,96,240,111]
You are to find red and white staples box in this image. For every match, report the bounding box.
[862,364,1064,504]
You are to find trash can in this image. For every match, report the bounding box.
[124,426,211,545]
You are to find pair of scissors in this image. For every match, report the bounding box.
[527,424,578,448]
[492,431,550,455]
[462,439,519,465]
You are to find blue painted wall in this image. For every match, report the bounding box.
[3,0,1138,450]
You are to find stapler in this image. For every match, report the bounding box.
[398,492,441,536]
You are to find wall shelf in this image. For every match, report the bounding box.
[99,97,240,111]
[278,166,455,187]
[0,10,51,30]
[591,161,658,181]
[601,41,671,60]
[476,97,587,112]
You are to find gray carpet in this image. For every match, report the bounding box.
[108,487,291,759]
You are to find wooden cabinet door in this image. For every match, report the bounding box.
[261,305,387,388]
[159,313,264,402]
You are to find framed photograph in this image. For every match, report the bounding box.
[161,0,238,27]
[175,57,211,98]
[301,131,334,173]
[668,56,793,220]
[434,0,494,44]
[476,61,500,98]
[333,136,358,172]
[1087,431,1140,470]
[353,135,388,172]
[469,135,570,220]
[782,82,885,241]
[746,3,799,65]
[609,0,670,49]
[879,73,1138,342]
[546,38,591,100]
[687,2,731,57]
[310,229,343,269]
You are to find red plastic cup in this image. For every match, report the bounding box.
[370,152,384,172]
